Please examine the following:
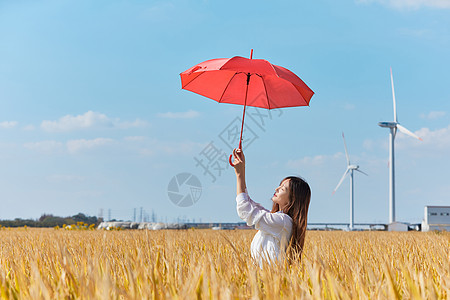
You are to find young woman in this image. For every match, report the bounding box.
[232,148,311,266]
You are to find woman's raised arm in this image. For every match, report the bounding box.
[232,148,246,195]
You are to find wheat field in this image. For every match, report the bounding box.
[0,228,448,299]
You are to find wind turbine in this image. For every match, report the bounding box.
[378,67,422,225]
[333,133,368,231]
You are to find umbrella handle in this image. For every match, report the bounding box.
[229,142,243,167]
[229,154,235,167]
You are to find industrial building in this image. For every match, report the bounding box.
[422,206,450,232]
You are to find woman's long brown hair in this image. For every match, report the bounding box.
[271,176,311,263]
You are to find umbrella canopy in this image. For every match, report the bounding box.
[180,55,314,109]
[180,50,314,165]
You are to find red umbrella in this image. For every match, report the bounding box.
[180,50,314,166]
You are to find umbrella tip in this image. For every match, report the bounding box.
[250,49,253,59]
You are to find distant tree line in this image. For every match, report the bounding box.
[0,213,102,228]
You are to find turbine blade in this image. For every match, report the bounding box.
[333,168,350,194]
[397,124,423,141]
[390,67,398,123]
[342,132,350,165]
[356,169,369,176]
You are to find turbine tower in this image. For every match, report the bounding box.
[333,133,368,231]
[378,67,422,224]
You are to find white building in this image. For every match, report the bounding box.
[388,222,408,232]
[422,206,450,232]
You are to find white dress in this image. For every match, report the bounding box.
[236,191,293,265]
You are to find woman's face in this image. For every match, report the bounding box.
[272,179,290,212]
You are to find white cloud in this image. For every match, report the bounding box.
[24,138,115,154]
[116,119,149,129]
[23,140,64,153]
[286,151,387,176]
[124,136,148,142]
[41,111,149,132]
[66,138,115,154]
[286,153,344,169]
[139,148,154,156]
[22,136,203,156]
[157,110,200,119]
[357,0,450,9]
[137,139,206,156]
[420,111,446,120]
[359,123,450,165]
[0,121,18,128]
[397,124,450,151]
[23,124,36,131]
[363,124,450,158]
[41,111,111,132]
[124,137,205,156]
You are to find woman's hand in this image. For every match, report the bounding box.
[232,148,245,176]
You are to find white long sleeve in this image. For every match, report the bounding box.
[236,191,293,265]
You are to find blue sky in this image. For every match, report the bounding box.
[1,0,449,224]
